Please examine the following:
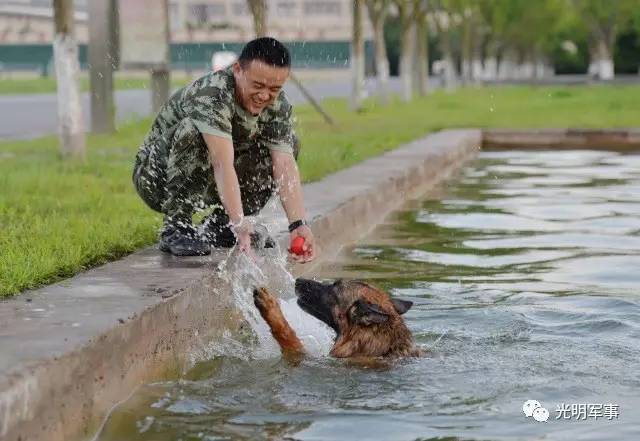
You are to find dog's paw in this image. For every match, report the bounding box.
[253,287,278,314]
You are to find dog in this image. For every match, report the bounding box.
[253,278,422,360]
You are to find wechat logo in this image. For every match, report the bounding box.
[523,400,549,422]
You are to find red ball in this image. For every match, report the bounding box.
[289,236,305,255]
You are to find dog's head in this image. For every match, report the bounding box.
[295,278,415,357]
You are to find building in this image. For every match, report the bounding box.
[0,0,87,43]
[0,0,369,44]
[169,0,371,42]
[0,0,372,73]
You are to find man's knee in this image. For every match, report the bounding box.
[132,146,166,213]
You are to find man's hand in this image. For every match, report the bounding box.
[271,150,317,263]
[231,218,254,254]
[289,224,316,263]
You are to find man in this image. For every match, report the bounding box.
[133,37,315,262]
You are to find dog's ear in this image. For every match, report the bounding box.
[391,298,413,315]
[349,300,390,326]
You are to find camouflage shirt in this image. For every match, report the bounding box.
[142,66,295,155]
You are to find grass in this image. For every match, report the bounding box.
[0,76,192,95]
[2,84,640,296]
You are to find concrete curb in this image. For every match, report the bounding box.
[483,128,640,150]
[0,129,481,441]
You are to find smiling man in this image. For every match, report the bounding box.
[133,37,315,261]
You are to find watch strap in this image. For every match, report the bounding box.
[288,219,307,233]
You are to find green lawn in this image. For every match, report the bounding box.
[2,84,640,296]
[0,76,192,95]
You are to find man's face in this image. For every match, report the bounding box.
[233,60,289,115]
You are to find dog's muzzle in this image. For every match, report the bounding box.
[295,278,339,333]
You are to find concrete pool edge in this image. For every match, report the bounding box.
[0,129,481,441]
[483,128,640,150]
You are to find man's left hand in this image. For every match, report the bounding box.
[289,225,316,263]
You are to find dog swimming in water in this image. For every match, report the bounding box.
[253,278,422,360]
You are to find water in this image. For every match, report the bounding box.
[96,150,640,441]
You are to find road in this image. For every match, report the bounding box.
[0,77,402,141]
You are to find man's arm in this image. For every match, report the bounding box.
[271,149,305,223]
[271,149,316,262]
[203,133,252,251]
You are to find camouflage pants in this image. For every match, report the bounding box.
[133,118,298,223]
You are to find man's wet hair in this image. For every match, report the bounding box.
[238,37,291,69]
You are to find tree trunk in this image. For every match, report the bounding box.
[393,0,415,101]
[53,0,85,160]
[247,0,267,37]
[498,48,518,80]
[367,1,390,104]
[460,16,472,84]
[88,0,117,134]
[484,56,498,80]
[471,36,483,83]
[483,39,499,81]
[415,13,429,96]
[399,24,414,101]
[351,0,365,110]
[531,48,549,79]
[595,37,614,80]
[432,7,457,91]
[533,53,553,79]
[440,29,457,91]
[522,60,535,80]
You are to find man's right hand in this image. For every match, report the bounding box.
[232,219,253,253]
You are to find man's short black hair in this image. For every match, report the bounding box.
[238,37,291,69]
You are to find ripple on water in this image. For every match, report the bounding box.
[543,255,640,293]
[464,233,640,252]
[95,150,640,441]
[396,248,575,268]
[418,212,560,232]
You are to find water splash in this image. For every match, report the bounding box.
[207,223,334,360]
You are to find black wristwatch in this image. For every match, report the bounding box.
[288,219,307,233]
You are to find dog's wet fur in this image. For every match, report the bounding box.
[253,278,422,360]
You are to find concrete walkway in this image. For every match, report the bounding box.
[0,129,481,441]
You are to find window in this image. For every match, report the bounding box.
[276,1,297,16]
[190,2,226,24]
[232,2,249,16]
[190,4,208,25]
[303,1,341,15]
[206,2,226,17]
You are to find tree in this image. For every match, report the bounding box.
[430,0,459,90]
[53,0,85,159]
[351,0,366,110]
[394,0,415,101]
[475,0,564,81]
[504,0,563,79]
[476,0,505,80]
[456,0,481,84]
[572,0,637,80]
[247,0,267,37]
[414,0,429,95]
[88,0,118,134]
[366,0,391,103]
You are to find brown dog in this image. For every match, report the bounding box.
[253,278,421,360]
